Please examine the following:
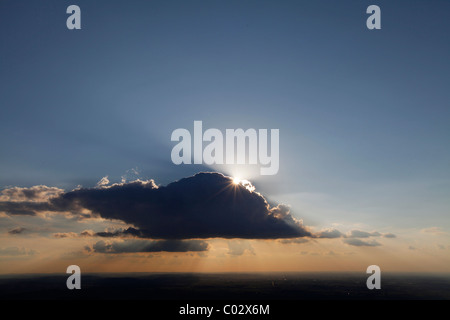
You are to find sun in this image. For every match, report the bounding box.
[231,177,256,192]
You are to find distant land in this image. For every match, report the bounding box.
[1,272,449,300]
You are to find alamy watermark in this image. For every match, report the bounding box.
[171,121,279,175]
[366,265,381,289]
[66,265,81,289]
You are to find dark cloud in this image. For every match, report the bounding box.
[53,230,97,238]
[0,201,53,216]
[92,239,209,253]
[8,227,26,235]
[49,172,311,239]
[2,173,393,243]
[343,239,381,247]
[95,227,142,238]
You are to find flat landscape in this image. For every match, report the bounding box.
[1,272,449,300]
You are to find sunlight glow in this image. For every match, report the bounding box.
[231,176,256,193]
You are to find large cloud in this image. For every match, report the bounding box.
[2,173,311,240]
[53,172,310,239]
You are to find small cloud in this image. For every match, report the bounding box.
[383,233,396,238]
[408,246,416,250]
[0,247,37,256]
[80,230,95,237]
[96,176,110,188]
[345,230,381,238]
[315,228,343,239]
[53,232,79,238]
[121,168,140,183]
[8,227,27,235]
[279,238,309,244]
[421,227,447,235]
[343,239,381,247]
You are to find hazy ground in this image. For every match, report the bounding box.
[0,272,449,300]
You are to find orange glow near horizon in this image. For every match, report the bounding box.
[1,235,450,274]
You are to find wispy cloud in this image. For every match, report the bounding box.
[227,240,255,256]
[343,239,381,247]
[0,247,37,256]
[421,227,447,235]
[8,227,27,235]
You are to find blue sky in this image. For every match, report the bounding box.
[1,0,449,235]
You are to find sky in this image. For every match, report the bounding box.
[0,0,449,274]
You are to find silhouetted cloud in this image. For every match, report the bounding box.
[343,239,381,247]
[48,172,311,239]
[0,201,53,216]
[91,239,209,253]
[94,227,142,238]
[1,173,393,243]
